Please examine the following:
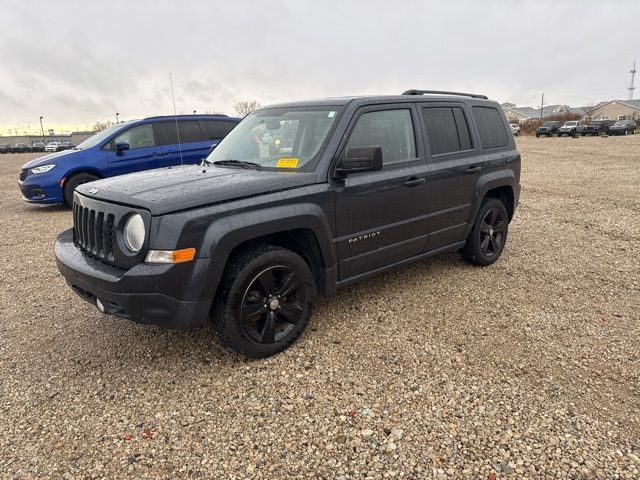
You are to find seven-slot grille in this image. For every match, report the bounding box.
[19,169,27,182]
[73,203,116,261]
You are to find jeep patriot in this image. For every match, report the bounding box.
[55,90,521,358]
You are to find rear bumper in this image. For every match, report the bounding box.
[55,229,218,330]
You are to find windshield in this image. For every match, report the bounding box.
[206,107,341,170]
[542,122,556,126]
[75,123,128,150]
[613,121,625,126]
[564,121,578,126]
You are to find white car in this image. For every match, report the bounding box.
[45,142,60,152]
[509,123,520,136]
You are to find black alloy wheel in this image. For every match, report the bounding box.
[478,208,507,259]
[212,245,315,358]
[241,266,307,344]
[461,197,509,266]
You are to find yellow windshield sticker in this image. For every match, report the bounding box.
[276,157,299,168]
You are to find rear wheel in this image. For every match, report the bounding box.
[462,198,509,266]
[63,172,99,206]
[212,246,315,358]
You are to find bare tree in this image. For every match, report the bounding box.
[233,100,261,117]
[581,103,600,123]
[92,120,114,132]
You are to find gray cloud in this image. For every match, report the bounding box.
[0,0,638,127]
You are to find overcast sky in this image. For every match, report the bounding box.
[0,0,638,134]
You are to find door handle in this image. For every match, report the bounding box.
[404,177,426,187]
[465,166,482,174]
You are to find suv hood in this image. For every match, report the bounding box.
[21,149,79,169]
[75,165,319,215]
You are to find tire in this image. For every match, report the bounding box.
[535,133,540,138]
[461,197,509,267]
[63,172,99,206]
[212,245,316,358]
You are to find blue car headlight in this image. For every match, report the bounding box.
[31,164,55,174]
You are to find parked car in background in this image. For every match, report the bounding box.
[509,123,520,136]
[608,119,637,136]
[12,143,31,153]
[31,142,46,152]
[45,142,61,152]
[18,114,240,205]
[0,144,13,153]
[557,120,581,137]
[59,141,73,151]
[581,119,614,136]
[535,121,561,137]
[54,90,521,357]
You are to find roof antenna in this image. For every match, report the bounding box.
[169,73,184,166]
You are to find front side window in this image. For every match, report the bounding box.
[113,124,156,150]
[207,107,340,170]
[345,109,416,165]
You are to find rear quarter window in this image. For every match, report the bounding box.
[472,106,509,149]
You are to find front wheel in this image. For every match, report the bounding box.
[63,172,99,206]
[461,198,509,266]
[212,246,316,358]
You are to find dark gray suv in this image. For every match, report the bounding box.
[55,89,521,358]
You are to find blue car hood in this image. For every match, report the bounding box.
[21,149,81,169]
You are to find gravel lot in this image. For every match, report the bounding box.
[1,135,639,479]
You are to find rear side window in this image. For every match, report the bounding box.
[472,106,509,149]
[421,106,472,155]
[345,109,416,165]
[156,120,207,145]
[202,120,236,140]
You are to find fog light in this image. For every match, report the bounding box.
[96,298,106,313]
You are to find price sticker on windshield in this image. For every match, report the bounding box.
[276,157,299,168]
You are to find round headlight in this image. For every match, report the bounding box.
[123,214,145,253]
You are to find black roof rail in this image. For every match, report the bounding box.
[402,89,488,100]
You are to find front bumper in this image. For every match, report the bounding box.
[55,229,219,330]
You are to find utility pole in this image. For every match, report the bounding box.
[39,116,45,142]
[629,61,637,100]
[539,92,544,121]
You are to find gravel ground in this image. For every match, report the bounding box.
[1,135,639,479]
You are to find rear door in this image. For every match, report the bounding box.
[420,102,481,251]
[155,120,211,166]
[333,105,430,280]
[105,123,163,176]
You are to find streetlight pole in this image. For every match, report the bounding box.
[39,116,45,142]
[115,112,119,124]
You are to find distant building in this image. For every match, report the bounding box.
[0,131,94,146]
[502,105,572,124]
[583,100,640,122]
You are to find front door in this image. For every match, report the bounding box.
[106,123,162,176]
[333,106,429,280]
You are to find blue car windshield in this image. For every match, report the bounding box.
[75,123,129,150]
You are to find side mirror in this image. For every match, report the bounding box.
[335,146,383,177]
[208,143,217,154]
[115,141,129,155]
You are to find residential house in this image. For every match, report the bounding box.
[582,99,640,122]
[502,104,572,124]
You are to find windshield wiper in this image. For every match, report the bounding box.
[212,159,262,170]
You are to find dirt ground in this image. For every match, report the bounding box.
[0,135,639,479]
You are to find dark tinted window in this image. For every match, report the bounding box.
[472,106,509,149]
[155,120,206,145]
[202,120,236,140]
[346,109,416,165]
[421,106,472,155]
